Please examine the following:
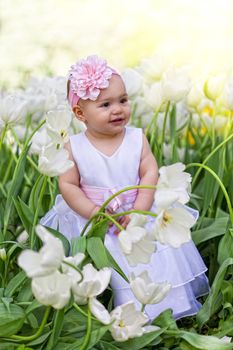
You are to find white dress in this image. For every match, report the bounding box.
[41,126,209,320]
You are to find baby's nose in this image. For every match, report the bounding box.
[112,103,122,114]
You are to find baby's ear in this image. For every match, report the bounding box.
[73,105,85,122]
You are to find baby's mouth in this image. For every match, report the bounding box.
[110,118,124,123]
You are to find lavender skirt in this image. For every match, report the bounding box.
[41,195,209,320]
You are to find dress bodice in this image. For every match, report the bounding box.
[69,127,143,189]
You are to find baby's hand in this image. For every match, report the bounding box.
[114,215,131,235]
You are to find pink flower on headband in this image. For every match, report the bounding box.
[68,55,116,104]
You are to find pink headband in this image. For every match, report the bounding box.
[68,55,120,107]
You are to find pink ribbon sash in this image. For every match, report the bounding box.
[81,184,138,211]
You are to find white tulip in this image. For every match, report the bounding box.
[121,68,143,98]
[163,143,185,162]
[24,76,67,117]
[32,271,71,309]
[110,302,148,342]
[17,230,29,244]
[142,325,161,333]
[144,82,165,110]
[118,227,156,266]
[30,127,51,155]
[38,144,74,177]
[0,94,26,125]
[46,107,72,145]
[89,297,111,325]
[203,75,225,101]
[139,55,168,82]
[127,213,148,228]
[162,67,191,103]
[157,163,191,205]
[129,271,171,305]
[13,125,27,141]
[186,83,204,110]
[132,96,153,119]
[61,253,85,283]
[141,111,154,128]
[18,225,65,278]
[72,264,111,305]
[219,336,232,343]
[221,78,233,110]
[152,206,196,248]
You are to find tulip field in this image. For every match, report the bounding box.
[0,57,233,349]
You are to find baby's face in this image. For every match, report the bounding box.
[78,75,131,136]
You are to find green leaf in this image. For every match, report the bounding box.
[0,342,18,350]
[86,237,128,282]
[1,297,13,312]
[87,237,109,268]
[98,341,121,350]
[105,248,129,283]
[14,197,34,233]
[221,280,233,305]
[0,303,25,336]
[3,144,30,234]
[192,216,229,245]
[197,258,233,328]
[202,150,224,218]
[113,327,165,349]
[87,219,109,240]
[29,174,46,213]
[65,324,111,350]
[179,331,233,350]
[46,309,65,350]
[25,299,42,315]
[44,226,70,256]
[17,279,33,302]
[71,236,86,255]
[218,229,233,265]
[27,331,52,346]
[4,271,27,297]
[152,308,178,330]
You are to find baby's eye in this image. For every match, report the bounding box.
[101,102,110,107]
[120,98,128,104]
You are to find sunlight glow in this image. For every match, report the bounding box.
[0,0,233,86]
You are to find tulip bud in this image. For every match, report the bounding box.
[0,248,7,261]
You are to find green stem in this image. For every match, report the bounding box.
[10,126,56,190]
[80,300,92,350]
[25,119,46,147]
[112,209,157,219]
[73,302,98,321]
[211,106,216,148]
[80,185,156,236]
[145,104,163,138]
[81,211,123,237]
[0,124,8,150]
[160,101,170,164]
[62,260,83,282]
[9,306,51,341]
[2,153,14,186]
[141,304,146,312]
[30,175,48,248]
[192,133,233,187]
[186,163,233,225]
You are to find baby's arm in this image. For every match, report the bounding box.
[58,141,99,219]
[133,134,158,211]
